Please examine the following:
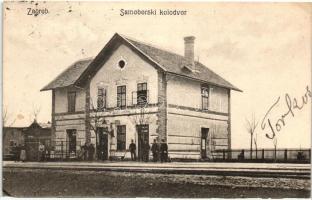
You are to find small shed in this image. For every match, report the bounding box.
[23,120,52,161]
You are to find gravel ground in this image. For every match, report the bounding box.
[3,168,311,198]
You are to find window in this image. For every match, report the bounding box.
[97,88,106,110]
[118,60,126,69]
[117,125,126,151]
[201,87,209,110]
[137,83,147,106]
[68,91,76,112]
[117,85,126,109]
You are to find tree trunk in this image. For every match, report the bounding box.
[255,145,258,159]
[274,145,277,162]
[254,139,258,160]
[250,133,253,159]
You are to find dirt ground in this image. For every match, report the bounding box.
[3,168,311,198]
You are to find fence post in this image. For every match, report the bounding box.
[61,141,63,160]
[284,149,287,161]
[242,149,245,160]
[262,149,264,161]
[223,149,225,160]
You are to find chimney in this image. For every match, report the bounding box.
[184,36,195,69]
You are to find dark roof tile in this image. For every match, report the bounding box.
[41,58,93,91]
[125,37,241,91]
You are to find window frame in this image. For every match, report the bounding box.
[116,125,126,151]
[67,91,76,113]
[137,82,148,106]
[201,86,209,110]
[117,85,126,109]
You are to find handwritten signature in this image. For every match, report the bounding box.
[261,85,312,139]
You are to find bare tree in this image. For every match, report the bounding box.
[245,113,259,159]
[89,97,107,131]
[254,129,258,159]
[89,96,112,160]
[128,94,155,161]
[32,103,41,121]
[3,105,16,127]
[3,105,9,126]
[130,101,151,126]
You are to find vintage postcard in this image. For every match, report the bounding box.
[2,1,311,198]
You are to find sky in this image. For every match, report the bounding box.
[3,2,311,149]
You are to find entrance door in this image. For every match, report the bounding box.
[97,127,108,160]
[201,128,209,159]
[137,124,149,161]
[66,129,77,157]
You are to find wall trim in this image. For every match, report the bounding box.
[55,118,86,122]
[168,134,201,139]
[55,111,85,116]
[168,112,228,122]
[168,104,228,116]
[168,142,200,145]
[168,149,200,152]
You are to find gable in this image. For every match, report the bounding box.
[75,34,164,87]
[89,43,159,108]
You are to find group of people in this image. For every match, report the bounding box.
[11,142,51,162]
[11,143,27,162]
[129,139,169,162]
[78,143,95,161]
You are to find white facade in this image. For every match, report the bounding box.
[50,39,232,161]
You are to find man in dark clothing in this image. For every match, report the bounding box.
[89,144,95,161]
[160,139,168,163]
[129,139,136,161]
[11,143,18,162]
[143,141,150,162]
[151,139,159,162]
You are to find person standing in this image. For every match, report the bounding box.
[151,139,159,162]
[80,144,86,161]
[129,139,136,161]
[143,141,150,162]
[20,145,27,162]
[11,143,18,162]
[160,139,168,163]
[89,143,95,161]
[38,143,45,162]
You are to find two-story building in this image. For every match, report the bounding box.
[41,33,241,160]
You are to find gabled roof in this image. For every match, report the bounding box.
[41,33,241,92]
[41,58,93,91]
[28,120,52,129]
[124,36,241,91]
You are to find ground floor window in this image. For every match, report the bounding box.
[117,125,126,151]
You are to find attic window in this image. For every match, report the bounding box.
[118,60,126,69]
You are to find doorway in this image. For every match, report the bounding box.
[137,124,149,161]
[97,127,108,160]
[201,128,209,159]
[66,129,77,157]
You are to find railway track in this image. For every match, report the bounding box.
[4,163,310,179]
